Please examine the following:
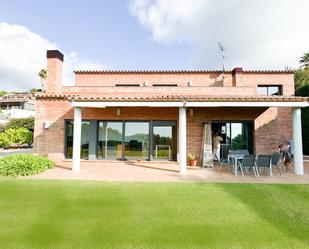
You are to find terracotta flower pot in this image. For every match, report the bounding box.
[190,160,198,167]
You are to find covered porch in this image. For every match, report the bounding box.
[28,159,309,183]
[69,96,308,176]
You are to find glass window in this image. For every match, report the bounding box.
[98,122,123,160]
[257,85,282,95]
[268,86,280,95]
[124,122,149,160]
[231,123,248,150]
[23,103,34,110]
[152,126,177,161]
[212,121,253,159]
[257,86,268,95]
[65,121,90,159]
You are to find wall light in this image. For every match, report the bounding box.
[189,108,194,117]
[44,121,50,129]
[116,108,121,116]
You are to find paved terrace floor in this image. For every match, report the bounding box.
[27,160,309,183]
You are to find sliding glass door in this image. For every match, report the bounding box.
[65,121,90,159]
[212,121,253,159]
[97,122,123,160]
[65,120,177,161]
[124,122,149,160]
[152,124,177,161]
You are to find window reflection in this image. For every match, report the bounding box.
[152,126,176,161]
[65,121,90,159]
[98,122,123,159]
[124,122,149,160]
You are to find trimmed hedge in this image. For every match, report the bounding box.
[6,118,34,131]
[0,154,55,176]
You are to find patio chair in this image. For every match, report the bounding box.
[271,152,282,175]
[256,155,272,176]
[214,152,228,172]
[237,154,258,178]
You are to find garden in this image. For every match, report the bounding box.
[0,117,55,176]
[0,180,308,249]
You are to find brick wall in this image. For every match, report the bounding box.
[72,71,294,96]
[38,50,295,163]
[34,100,178,161]
[186,107,292,164]
[34,100,292,164]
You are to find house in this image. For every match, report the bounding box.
[34,50,309,175]
[0,92,35,129]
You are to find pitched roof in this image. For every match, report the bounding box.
[74,69,294,74]
[36,93,308,103]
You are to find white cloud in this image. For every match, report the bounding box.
[129,0,309,70]
[0,22,106,91]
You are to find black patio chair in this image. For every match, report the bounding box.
[271,152,282,175]
[237,154,258,178]
[256,155,272,176]
[215,152,229,172]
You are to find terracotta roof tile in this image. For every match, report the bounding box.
[74,69,294,74]
[35,93,308,103]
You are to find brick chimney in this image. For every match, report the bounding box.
[232,67,243,86]
[46,50,64,93]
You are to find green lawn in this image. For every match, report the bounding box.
[0,180,308,249]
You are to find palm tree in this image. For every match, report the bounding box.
[299,52,309,69]
[38,68,47,92]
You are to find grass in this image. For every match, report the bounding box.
[0,180,308,249]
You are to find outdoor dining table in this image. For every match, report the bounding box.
[228,154,245,175]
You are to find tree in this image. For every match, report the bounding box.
[294,67,309,89]
[0,91,7,97]
[30,88,42,93]
[38,68,47,92]
[299,52,309,69]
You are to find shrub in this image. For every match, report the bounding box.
[5,128,33,147]
[0,122,7,132]
[0,132,11,148]
[6,118,34,131]
[25,131,33,145]
[0,154,55,176]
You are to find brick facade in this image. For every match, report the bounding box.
[34,50,296,164]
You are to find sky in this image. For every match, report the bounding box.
[0,0,308,91]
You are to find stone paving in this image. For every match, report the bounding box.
[27,160,309,184]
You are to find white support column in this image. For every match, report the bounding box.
[292,107,304,175]
[179,107,187,174]
[72,107,82,171]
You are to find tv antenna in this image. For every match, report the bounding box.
[218,42,226,72]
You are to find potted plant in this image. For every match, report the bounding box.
[188,153,198,167]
